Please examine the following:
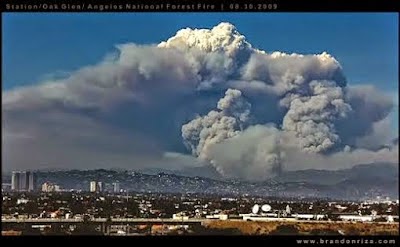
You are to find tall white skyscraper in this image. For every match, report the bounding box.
[90,181,97,192]
[90,181,105,192]
[113,182,120,193]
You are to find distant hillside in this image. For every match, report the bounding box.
[138,165,222,180]
[138,162,398,185]
[275,163,398,185]
[25,162,398,200]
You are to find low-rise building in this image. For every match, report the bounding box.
[293,214,326,220]
[16,198,29,205]
[206,214,228,220]
[338,214,374,222]
[172,213,189,220]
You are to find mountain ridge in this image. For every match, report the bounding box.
[10,162,397,201]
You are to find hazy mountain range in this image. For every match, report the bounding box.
[138,162,398,185]
[126,162,399,200]
[4,162,396,200]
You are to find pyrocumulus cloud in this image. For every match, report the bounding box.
[3,22,397,180]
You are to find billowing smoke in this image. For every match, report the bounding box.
[205,125,398,181]
[281,80,352,153]
[206,125,286,180]
[181,88,251,161]
[175,23,396,179]
[3,22,397,179]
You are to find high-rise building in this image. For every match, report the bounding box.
[11,172,20,191]
[90,181,97,192]
[97,182,104,192]
[89,181,105,192]
[28,172,37,191]
[113,182,120,193]
[19,171,30,191]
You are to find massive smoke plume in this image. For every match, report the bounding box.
[3,22,397,180]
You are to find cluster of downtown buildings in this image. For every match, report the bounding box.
[11,171,37,192]
[8,171,120,193]
[90,181,120,193]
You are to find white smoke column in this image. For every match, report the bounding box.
[181,88,251,161]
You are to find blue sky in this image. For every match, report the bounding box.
[2,13,398,133]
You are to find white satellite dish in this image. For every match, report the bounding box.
[252,204,260,214]
[261,204,271,212]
